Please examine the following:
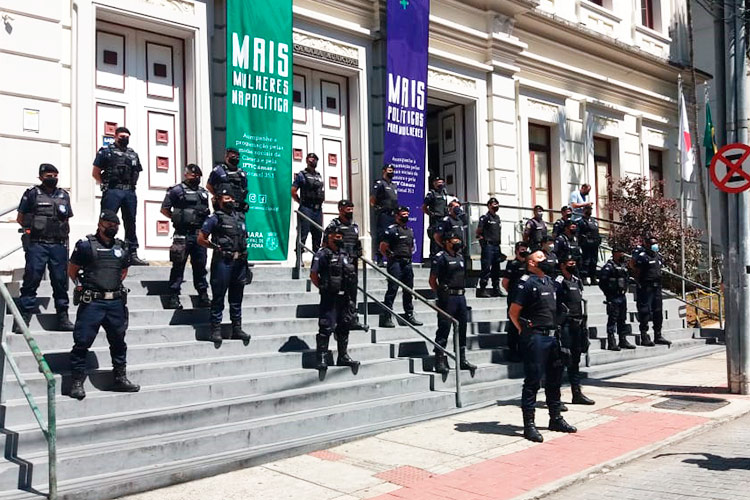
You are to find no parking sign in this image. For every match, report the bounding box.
[710,143,750,194]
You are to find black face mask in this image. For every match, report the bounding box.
[452,206,463,217]
[451,241,463,252]
[385,172,394,180]
[117,137,129,148]
[227,157,240,167]
[436,183,445,191]
[103,227,118,238]
[490,204,499,212]
[332,238,343,249]
[42,177,58,189]
[223,201,237,212]
[566,265,576,272]
[342,211,353,221]
[519,250,530,259]
[538,260,554,275]
[185,178,200,189]
[398,215,409,224]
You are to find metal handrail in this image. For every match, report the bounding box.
[0,205,23,262]
[0,204,18,218]
[293,209,466,407]
[0,282,57,499]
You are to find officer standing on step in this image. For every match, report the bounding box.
[15,163,75,333]
[552,206,572,238]
[476,197,506,298]
[429,234,477,375]
[92,127,149,266]
[524,205,547,252]
[422,176,449,260]
[379,206,423,328]
[632,235,671,347]
[161,164,211,310]
[207,147,249,213]
[555,220,582,270]
[68,210,140,400]
[325,200,368,331]
[370,164,399,267]
[599,245,635,351]
[577,205,601,284]
[198,188,251,348]
[310,227,360,372]
[555,255,595,406]
[509,249,577,442]
[502,241,529,362]
[292,153,325,256]
[541,236,559,279]
[435,199,467,258]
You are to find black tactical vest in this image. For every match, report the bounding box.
[641,253,662,284]
[25,187,70,241]
[81,235,128,291]
[442,216,466,241]
[212,211,247,253]
[544,250,559,277]
[331,219,360,257]
[428,189,448,223]
[579,217,600,246]
[558,275,584,318]
[320,248,355,295]
[102,145,138,188]
[482,212,501,244]
[299,170,325,206]
[553,218,568,238]
[391,224,415,259]
[215,164,247,202]
[378,180,399,212]
[438,252,466,289]
[601,260,629,296]
[506,260,526,303]
[527,218,547,245]
[171,183,210,233]
[520,275,557,330]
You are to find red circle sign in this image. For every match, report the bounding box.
[710,143,750,194]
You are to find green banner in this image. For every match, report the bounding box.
[226,0,293,260]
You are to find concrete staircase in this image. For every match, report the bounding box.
[0,265,719,500]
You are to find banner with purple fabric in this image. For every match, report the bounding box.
[384,0,430,262]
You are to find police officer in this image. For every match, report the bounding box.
[292,153,325,255]
[429,234,477,375]
[422,176,449,260]
[370,164,399,266]
[160,164,211,310]
[67,210,140,400]
[435,200,467,257]
[198,189,251,347]
[577,205,601,284]
[310,228,360,372]
[502,241,529,362]
[325,200,367,331]
[554,220,582,269]
[555,255,595,406]
[15,164,75,333]
[379,206,423,328]
[93,127,148,266]
[632,236,671,347]
[509,250,577,442]
[552,206,572,238]
[524,205,547,252]
[476,197,506,298]
[540,236,559,279]
[207,148,249,212]
[599,245,635,351]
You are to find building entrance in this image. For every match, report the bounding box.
[427,101,466,201]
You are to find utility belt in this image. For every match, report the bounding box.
[526,328,556,336]
[218,250,248,261]
[388,256,412,264]
[447,288,465,296]
[74,287,128,305]
[106,184,136,191]
[29,238,67,245]
[639,280,661,288]
[300,203,322,211]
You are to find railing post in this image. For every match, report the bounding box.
[362,263,369,330]
[293,212,302,280]
[0,293,6,406]
[719,293,724,330]
[453,319,462,408]
[47,380,57,500]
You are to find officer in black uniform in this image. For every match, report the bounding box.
[577,205,601,284]
[524,205,547,252]
[502,241,529,362]
[92,127,148,265]
[379,206,423,328]
[435,199,467,257]
[325,200,367,331]
[67,210,140,400]
[161,164,211,310]
[370,164,399,266]
[292,153,325,255]
[599,245,635,351]
[429,234,477,375]
[422,176,449,260]
[555,255,595,406]
[198,189,251,347]
[476,198,506,297]
[207,147,249,212]
[15,164,75,333]
[509,250,577,442]
[554,220,582,269]
[310,228,360,372]
[541,235,559,279]
[632,236,671,347]
[552,206,572,238]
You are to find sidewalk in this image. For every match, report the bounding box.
[120,351,750,500]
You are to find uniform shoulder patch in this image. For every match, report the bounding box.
[555,275,564,283]
[520,274,529,281]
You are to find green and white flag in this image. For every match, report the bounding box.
[226,0,293,260]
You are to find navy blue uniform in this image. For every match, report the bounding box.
[552,218,568,238]
[423,188,449,258]
[207,163,249,211]
[94,144,142,249]
[431,250,468,351]
[17,186,73,314]
[382,223,415,313]
[577,216,601,281]
[293,169,325,253]
[524,218,547,252]
[476,212,503,289]
[513,273,563,412]
[503,259,526,356]
[371,179,398,259]
[554,274,588,387]
[312,247,355,342]
[599,258,630,337]
[633,249,663,335]
[554,233,582,269]
[69,235,131,374]
[436,214,468,260]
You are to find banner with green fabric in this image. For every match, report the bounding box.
[226,0,293,260]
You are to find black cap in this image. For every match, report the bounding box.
[383,164,395,170]
[561,205,571,212]
[338,199,354,209]
[487,197,499,205]
[114,126,130,135]
[217,187,235,198]
[328,225,345,235]
[432,176,444,182]
[39,163,58,176]
[226,147,239,154]
[185,163,202,176]
[306,152,319,160]
[397,205,410,213]
[99,209,120,224]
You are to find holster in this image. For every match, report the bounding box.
[170,237,187,263]
[73,286,83,306]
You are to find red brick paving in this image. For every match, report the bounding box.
[372,412,708,500]
[375,466,436,487]
[308,450,344,461]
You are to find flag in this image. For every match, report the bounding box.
[703,100,718,167]
[679,90,694,181]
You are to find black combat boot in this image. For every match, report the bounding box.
[197,290,211,308]
[402,312,423,326]
[559,402,569,412]
[654,333,672,346]
[111,365,140,392]
[476,287,490,298]
[434,350,449,375]
[316,334,330,371]
[619,334,636,349]
[56,309,75,331]
[491,286,506,298]
[164,294,182,310]
[640,332,655,347]
[459,347,477,372]
[379,313,395,328]
[336,337,360,371]
[209,323,223,347]
[69,372,86,400]
[232,320,251,346]
[607,333,620,351]
[130,252,149,266]
[549,406,577,433]
[12,311,32,334]
[571,385,595,405]
[523,409,543,443]
[350,318,370,332]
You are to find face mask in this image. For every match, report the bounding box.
[436,183,444,191]
[452,206,463,217]
[227,157,240,167]
[117,137,129,148]
[186,178,200,188]
[224,201,237,211]
[103,227,118,238]
[332,238,343,249]
[566,264,576,272]
[519,250,530,259]
[342,211,353,221]
[385,172,394,180]
[538,259,553,274]
[398,215,409,223]
[651,244,659,253]
[490,204,499,212]
[42,177,58,189]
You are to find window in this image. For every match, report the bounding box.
[641,0,655,29]
[649,148,664,195]
[589,0,603,5]
[594,137,613,223]
[529,124,553,221]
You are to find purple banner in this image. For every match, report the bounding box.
[385,0,430,262]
